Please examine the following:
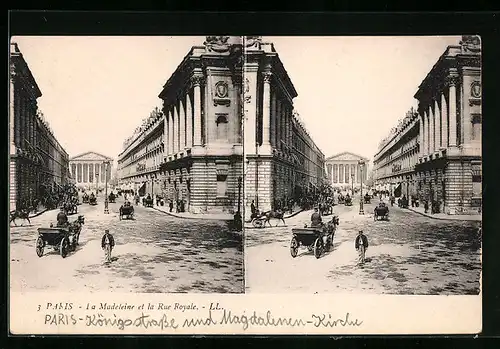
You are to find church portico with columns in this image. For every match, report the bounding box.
[414,36,481,215]
[70,151,113,192]
[158,36,243,214]
[325,152,370,191]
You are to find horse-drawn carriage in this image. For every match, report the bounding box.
[374,202,390,221]
[82,193,89,204]
[290,216,339,259]
[62,201,78,215]
[337,195,345,205]
[36,215,85,258]
[251,209,286,228]
[397,197,409,209]
[320,202,334,216]
[119,204,134,220]
[364,194,371,204]
[344,196,353,206]
[89,196,97,205]
[108,193,116,203]
[142,196,154,208]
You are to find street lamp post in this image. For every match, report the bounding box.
[358,159,365,215]
[233,176,242,232]
[103,160,110,214]
[351,173,355,196]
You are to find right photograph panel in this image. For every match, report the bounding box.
[243,36,482,295]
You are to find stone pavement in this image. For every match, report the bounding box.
[153,205,233,221]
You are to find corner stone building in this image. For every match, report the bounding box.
[158,36,244,214]
[244,38,325,213]
[414,35,482,214]
[10,42,70,210]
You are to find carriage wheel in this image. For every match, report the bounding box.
[325,234,333,252]
[252,219,264,228]
[313,238,324,259]
[60,238,69,258]
[36,236,44,257]
[290,237,299,258]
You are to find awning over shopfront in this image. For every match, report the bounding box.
[394,183,402,197]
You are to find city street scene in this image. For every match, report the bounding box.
[9,36,244,293]
[244,36,482,294]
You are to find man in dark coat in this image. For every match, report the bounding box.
[310,207,323,227]
[56,207,69,227]
[355,230,369,264]
[101,229,115,263]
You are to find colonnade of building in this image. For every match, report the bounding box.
[326,162,366,185]
[70,161,111,185]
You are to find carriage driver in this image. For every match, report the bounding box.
[310,207,323,228]
[56,207,69,227]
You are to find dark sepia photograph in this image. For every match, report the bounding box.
[244,35,482,295]
[9,36,244,294]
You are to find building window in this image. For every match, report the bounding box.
[471,114,481,141]
[472,163,482,198]
[217,174,228,197]
[216,114,228,141]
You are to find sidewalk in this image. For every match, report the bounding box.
[405,204,481,222]
[153,205,233,221]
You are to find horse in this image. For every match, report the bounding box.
[10,209,31,226]
[264,209,286,227]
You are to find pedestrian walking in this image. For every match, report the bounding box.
[355,230,369,265]
[101,229,115,264]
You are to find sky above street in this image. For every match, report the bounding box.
[12,35,462,165]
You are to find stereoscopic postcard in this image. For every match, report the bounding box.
[9,34,482,335]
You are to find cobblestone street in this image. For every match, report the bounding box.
[10,197,243,293]
[246,198,481,295]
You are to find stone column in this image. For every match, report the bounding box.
[244,64,258,153]
[429,105,435,154]
[168,109,174,155]
[192,76,203,146]
[173,106,178,154]
[448,75,458,147]
[425,109,430,155]
[419,114,424,157]
[441,92,448,148]
[179,99,186,150]
[434,99,441,150]
[270,91,276,149]
[163,109,169,157]
[276,100,281,149]
[261,72,272,154]
[9,72,16,154]
[185,94,193,148]
[421,111,427,156]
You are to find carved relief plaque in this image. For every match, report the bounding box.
[213,81,230,106]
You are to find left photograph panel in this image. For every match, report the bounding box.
[9,36,244,294]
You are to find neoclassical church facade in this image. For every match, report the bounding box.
[325,152,370,190]
[69,151,114,191]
